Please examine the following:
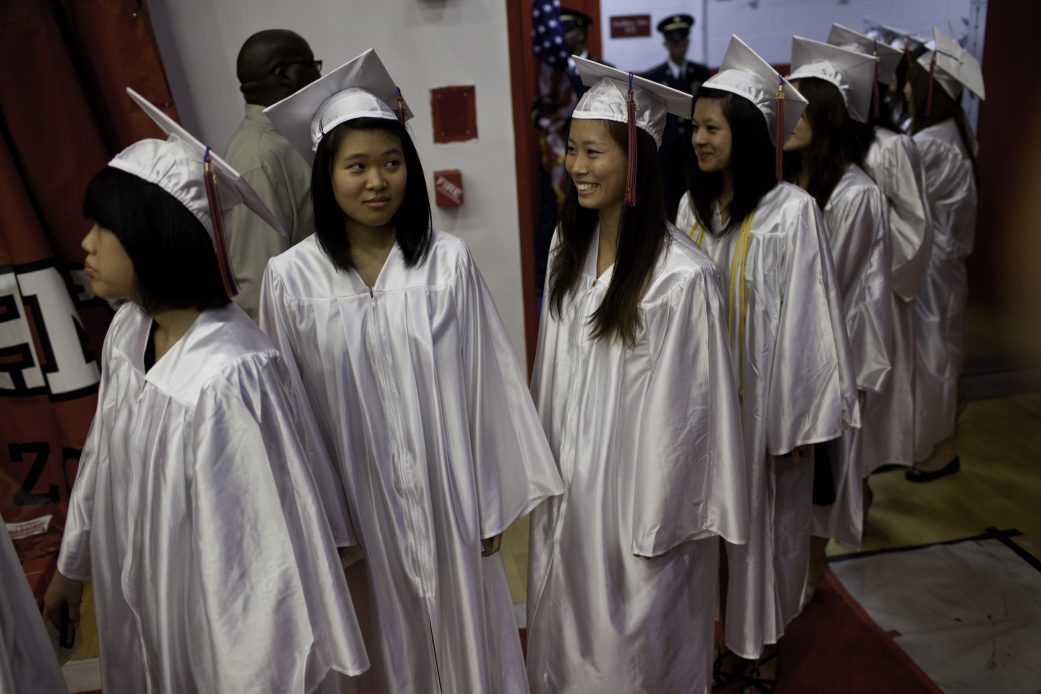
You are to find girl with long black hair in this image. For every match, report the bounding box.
[526,59,747,694]
[784,38,895,574]
[676,36,858,689]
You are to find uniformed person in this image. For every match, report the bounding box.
[643,14,710,220]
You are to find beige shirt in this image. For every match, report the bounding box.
[224,104,314,320]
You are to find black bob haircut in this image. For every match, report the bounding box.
[311,117,432,273]
[82,167,230,314]
[686,87,777,235]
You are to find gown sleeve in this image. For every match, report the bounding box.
[56,309,123,581]
[766,198,860,456]
[259,265,358,548]
[883,135,933,301]
[631,265,748,557]
[826,184,894,393]
[452,247,564,539]
[186,354,368,692]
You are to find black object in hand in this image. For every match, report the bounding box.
[58,602,75,649]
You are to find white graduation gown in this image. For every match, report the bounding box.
[0,521,68,694]
[58,303,368,694]
[860,129,933,471]
[813,164,893,548]
[912,119,977,457]
[260,231,563,694]
[677,184,859,658]
[526,226,748,694]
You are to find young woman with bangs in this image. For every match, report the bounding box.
[526,62,747,694]
[43,91,368,692]
[676,36,858,691]
[259,50,562,693]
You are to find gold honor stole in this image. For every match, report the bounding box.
[687,214,754,346]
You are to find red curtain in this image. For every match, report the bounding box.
[0,0,177,560]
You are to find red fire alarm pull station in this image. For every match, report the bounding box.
[434,169,464,208]
[431,86,477,143]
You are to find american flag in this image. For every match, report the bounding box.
[531,1,579,83]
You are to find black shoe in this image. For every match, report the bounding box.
[905,456,960,483]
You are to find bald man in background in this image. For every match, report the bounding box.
[225,29,321,320]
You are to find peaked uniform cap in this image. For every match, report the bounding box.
[264,48,412,165]
[918,28,985,100]
[559,8,593,32]
[114,88,286,241]
[700,35,808,143]
[828,23,903,86]
[658,14,695,40]
[571,55,692,147]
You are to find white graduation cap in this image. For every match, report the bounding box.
[265,48,412,165]
[570,56,693,206]
[828,23,903,86]
[701,35,808,148]
[571,55,692,147]
[918,28,985,101]
[111,88,288,296]
[862,19,929,53]
[788,36,878,124]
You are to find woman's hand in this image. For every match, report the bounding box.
[43,571,84,631]
[481,533,503,557]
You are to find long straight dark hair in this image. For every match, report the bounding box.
[783,77,863,209]
[311,117,432,273]
[548,119,667,347]
[687,88,777,235]
[906,62,979,185]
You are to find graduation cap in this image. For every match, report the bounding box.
[559,8,593,33]
[265,48,412,165]
[657,14,695,42]
[699,35,808,179]
[571,56,693,206]
[789,36,878,124]
[828,23,904,87]
[111,88,287,297]
[918,27,985,102]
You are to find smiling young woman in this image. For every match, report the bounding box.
[527,58,747,694]
[675,36,859,691]
[259,49,562,694]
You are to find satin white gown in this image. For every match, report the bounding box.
[911,119,978,459]
[261,230,563,694]
[678,183,859,657]
[526,226,748,694]
[59,303,368,693]
[860,128,933,472]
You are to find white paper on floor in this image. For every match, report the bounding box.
[831,538,1041,694]
[62,656,101,693]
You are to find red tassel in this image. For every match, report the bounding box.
[926,52,936,117]
[872,42,881,119]
[203,147,239,298]
[395,87,405,122]
[624,72,638,208]
[774,77,784,181]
